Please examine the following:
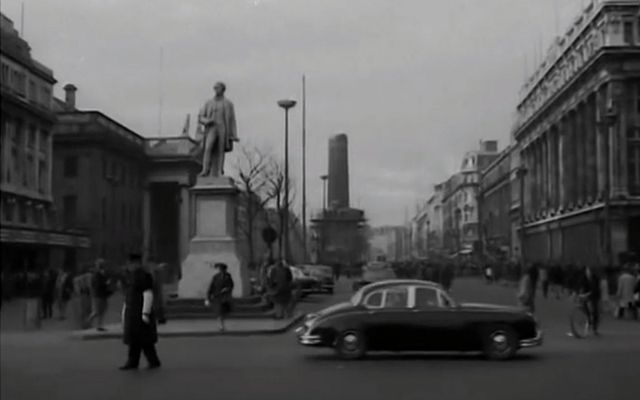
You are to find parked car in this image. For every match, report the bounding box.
[290,266,321,298]
[295,279,542,360]
[299,265,335,294]
[352,261,396,291]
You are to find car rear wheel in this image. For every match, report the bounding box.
[482,325,517,361]
[335,330,366,360]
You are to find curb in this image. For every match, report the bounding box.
[71,314,306,341]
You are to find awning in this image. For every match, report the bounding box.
[1,227,91,248]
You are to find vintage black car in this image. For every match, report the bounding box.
[295,279,542,360]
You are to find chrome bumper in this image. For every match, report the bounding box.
[519,330,543,348]
[295,326,323,345]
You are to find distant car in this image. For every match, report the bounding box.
[299,265,335,294]
[290,266,321,298]
[295,279,542,360]
[352,262,396,291]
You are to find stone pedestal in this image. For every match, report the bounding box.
[178,176,249,298]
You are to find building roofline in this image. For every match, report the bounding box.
[480,145,512,176]
[56,110,145,142]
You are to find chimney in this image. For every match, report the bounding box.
[63,84,77,109]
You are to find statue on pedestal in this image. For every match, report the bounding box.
[196,82,238,177]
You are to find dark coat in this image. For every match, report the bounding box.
[268,266,293,303]
[577,271,601,302]
[207,272,234,316]
[123,268,157,346]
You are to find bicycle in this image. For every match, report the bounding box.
[568,292,595,339]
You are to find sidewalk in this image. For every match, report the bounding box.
[72,278,354,340]
[72,314,305,340]
[0,293,124,332]
[450,277,640,338]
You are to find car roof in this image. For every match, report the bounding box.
[362,279,442,292]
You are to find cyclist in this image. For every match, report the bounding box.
[575,265,602,336]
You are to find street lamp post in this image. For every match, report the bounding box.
[278,99,296,263]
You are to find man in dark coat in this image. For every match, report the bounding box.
[576,265,602,335]
[268,261,293,319]
[119,253,161,370]
[206,263,234,331]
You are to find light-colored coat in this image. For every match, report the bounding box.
[617,272,636,305]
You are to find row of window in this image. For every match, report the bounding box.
[0,60,52,110]
[1,118,50,194]
[62,154,144,189]
[61,194,142,230]
[1,197,51,228]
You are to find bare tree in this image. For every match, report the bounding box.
[232,144,275,268]
[264,158,297,260]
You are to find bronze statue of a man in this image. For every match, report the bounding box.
[196,82,238,177]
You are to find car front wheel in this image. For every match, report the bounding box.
[482,325,517,360]
[335,330,366,360]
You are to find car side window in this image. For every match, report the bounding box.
[414,287,440,309]
[382,287,409,308]
[364,290,384,308]
[438,291,454,308]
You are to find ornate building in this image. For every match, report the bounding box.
[1,14,89,276]
[514,1,640,264]
[479,146,513,261]
[442,140,500,257]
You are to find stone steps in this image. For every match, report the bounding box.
[165,296,273,319]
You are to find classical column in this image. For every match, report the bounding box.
[576,104,585,205]
[585,95,598,201]
[178,185,190,268]
[532,143,539,215]
[559,117,568,209]
[569,110,578,206]
[611,80,628,197]
[551,127,560,210]
[595,87,606,200]
[142,185,152,264]
[543,132,550,212]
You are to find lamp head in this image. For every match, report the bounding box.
[277,99,297,110]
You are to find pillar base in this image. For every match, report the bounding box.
[177,177,249,298]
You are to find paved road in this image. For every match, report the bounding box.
[2,277,639,400]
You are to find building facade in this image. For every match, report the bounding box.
[442,140,500,256]
[53,86,201,279]
[479,146,512,261]
[1,14,89,277]
[514,1,640,265]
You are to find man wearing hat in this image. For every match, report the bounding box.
[119,253,161,370]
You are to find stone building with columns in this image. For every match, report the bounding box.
[514,1,640,265]
[52,85,200,279]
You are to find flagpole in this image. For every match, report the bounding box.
[302,74,307,263]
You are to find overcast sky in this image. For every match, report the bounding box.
[2,0,589,226]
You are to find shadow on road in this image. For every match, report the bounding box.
[302,351,541,363]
